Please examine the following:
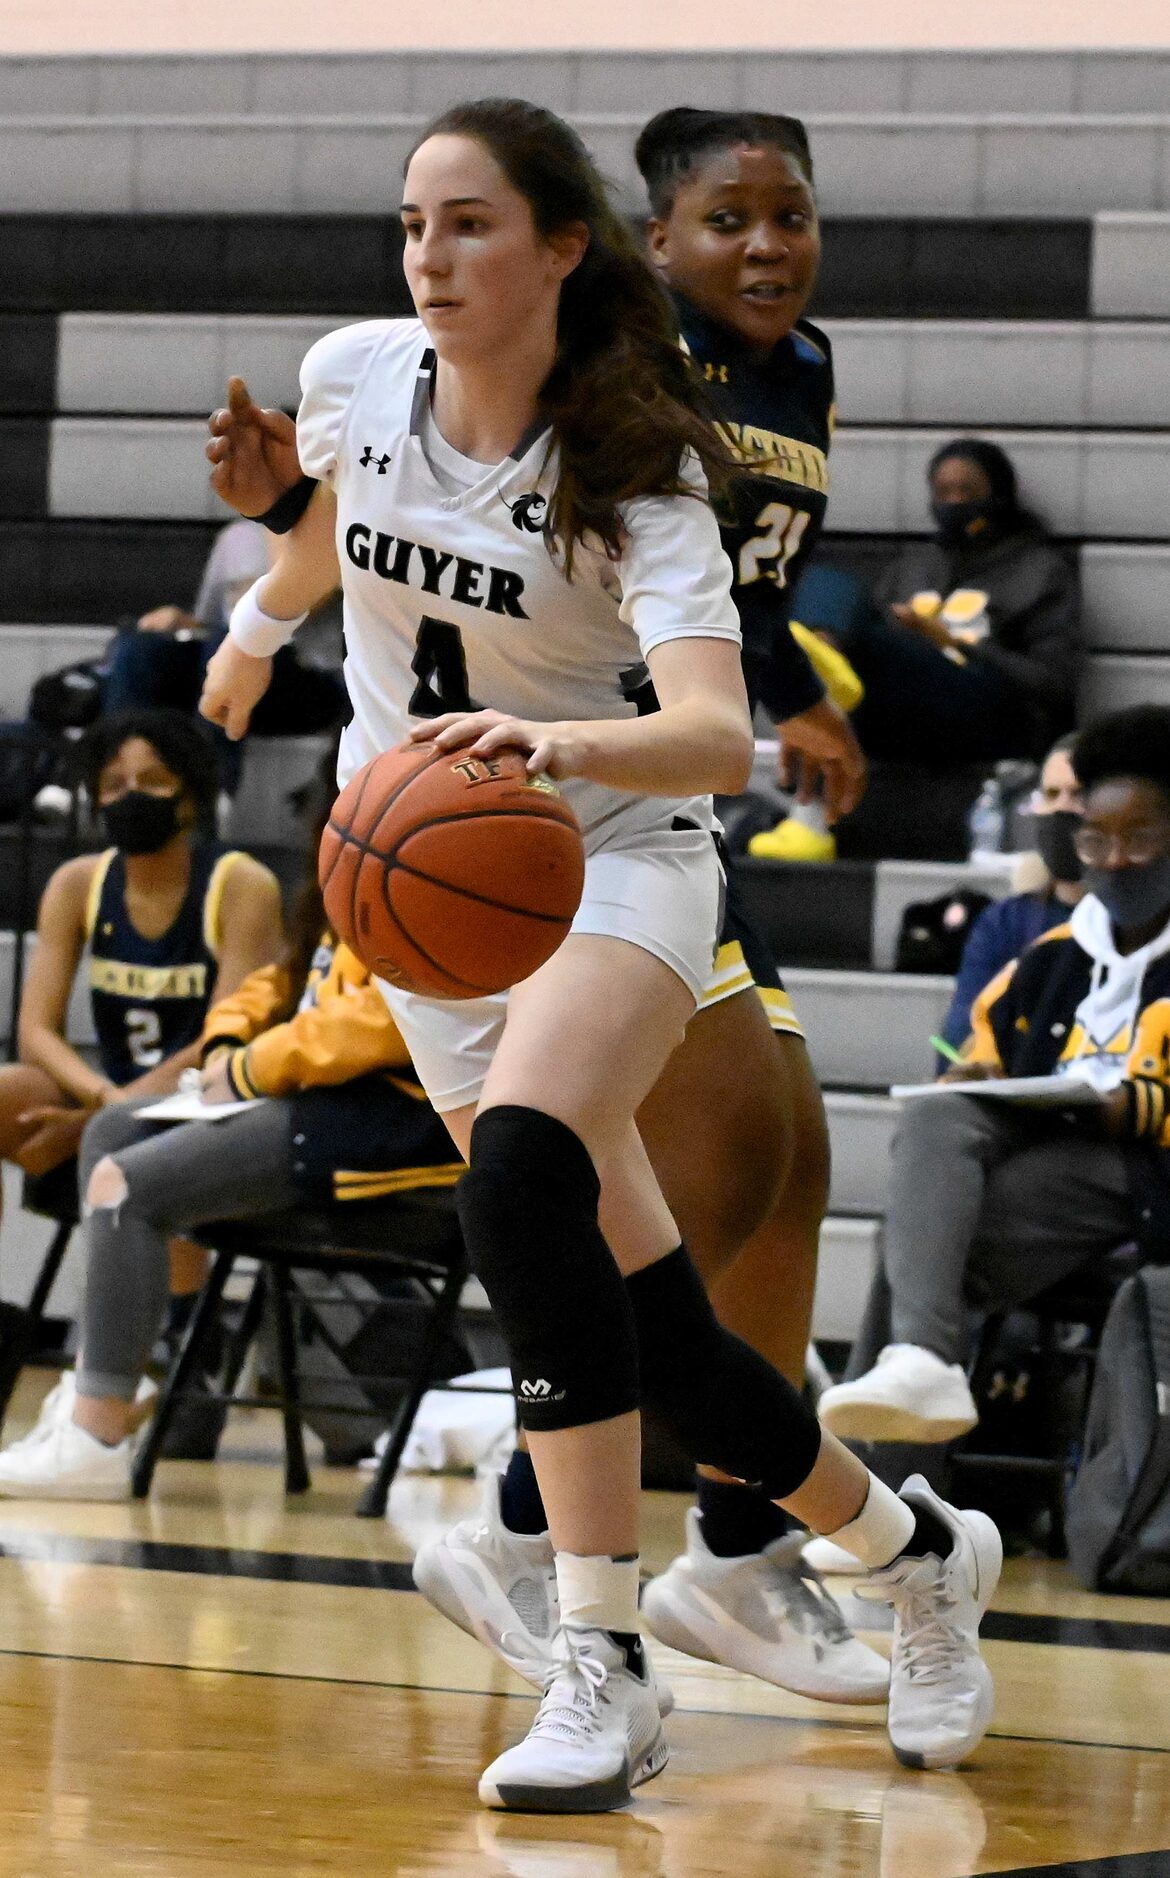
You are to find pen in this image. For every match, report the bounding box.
[930,1035,964,1065]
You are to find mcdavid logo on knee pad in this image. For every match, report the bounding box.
[519,1378,566,1403]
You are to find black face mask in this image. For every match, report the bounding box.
[931,498,1000,547]
[1034,809,1084,885]
[1083,853,1170,934]
[102,790,183,856]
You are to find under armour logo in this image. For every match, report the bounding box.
[505,491,547,533]
[359,446,391,473]
[704,362,729,384]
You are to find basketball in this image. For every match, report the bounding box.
[319,743,586,998]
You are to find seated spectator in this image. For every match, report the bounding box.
[0,708,283,1344]
[791,439,1079,767]
[104,517,345,792]
[816,705,1170,1446]
[939,733,1086,1054]
[0,802,460,1498]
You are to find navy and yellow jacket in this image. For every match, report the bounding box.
[966,915,1170,1251]
[199,937,462,1203]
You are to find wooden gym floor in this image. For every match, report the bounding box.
[0,1376,1167,1877]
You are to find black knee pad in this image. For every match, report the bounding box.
[627,1246,821,1499]
[457,1105,639,1433]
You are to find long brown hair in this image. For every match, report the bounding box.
[408,97,734,571]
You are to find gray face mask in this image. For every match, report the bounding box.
[1084,853,1170,933]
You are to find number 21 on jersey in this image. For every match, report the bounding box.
[738,502,810,589]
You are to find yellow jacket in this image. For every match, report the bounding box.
[200,937,412,1100]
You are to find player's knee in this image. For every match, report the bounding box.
[457,1104,637,1433]
[85,1156,129,1213]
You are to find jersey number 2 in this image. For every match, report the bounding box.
[125,1007,163,1069]
[409,616,478,718]
[738,502,810,589]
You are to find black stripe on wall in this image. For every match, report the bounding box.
[1001,1857,1170,1877]
[814,218,1093,320]
[0,215,1092,321]
[0,314,58,416]
[0,421,50,519]
[0,519,219,621]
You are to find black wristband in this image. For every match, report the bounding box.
[253,476,318,535]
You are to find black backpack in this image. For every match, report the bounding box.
[894,888,993,975]
[1066,1265,1170,1594]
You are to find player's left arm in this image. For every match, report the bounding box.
[112,857,285,1101]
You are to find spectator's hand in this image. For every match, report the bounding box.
[1100,1086,1131,1139]
[14,1105,87,1177]
[138,605,195,634]
[206,376,302,518]
[938,1060,997,1084]
[199,636,273,741]
[776,697,867,823]
[892,601,960,655]
[198,1056,236,1106]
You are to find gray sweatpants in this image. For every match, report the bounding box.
[847,1092,1135,1376]
[76,1101,300,1400]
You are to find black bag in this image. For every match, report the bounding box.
[0,721,60,820]
[28,657,108,733]
[895,888,993,975]
[1066,1265,1170,1593]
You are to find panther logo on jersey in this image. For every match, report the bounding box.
[504,492,547,533]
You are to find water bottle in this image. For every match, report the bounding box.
[968,776,1005,862]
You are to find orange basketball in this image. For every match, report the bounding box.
[319,744,586,998]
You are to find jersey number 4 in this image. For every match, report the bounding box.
[738,502,810,589]
[409,616,479,718]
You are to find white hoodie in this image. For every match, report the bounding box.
[1061,894,1170,1090]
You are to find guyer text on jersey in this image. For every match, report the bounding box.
[345,523,529,618]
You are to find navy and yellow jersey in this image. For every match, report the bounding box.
[84,844,243,1085]
[701,868,804,1039]
[675,293,833,724]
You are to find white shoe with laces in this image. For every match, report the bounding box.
[478,1626,668,1813]
[640,1508,889,1703]
[860,1474,1002,1769]
[0,1415,133,1500]
[818,1345,978,1444]
[413,1473,674,1715]
[412,1472,561,1687]
[20,1370,157,1447]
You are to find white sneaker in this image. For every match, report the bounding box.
[818,1345,978,1444]
[18,1370,157,1447]
[0,1416,133,1500]
[412,1473,560,1688]
[478,1626,668,1813]
[801,1535,865,1575]
[640,1508,889,1704]
[861,1475,1002,1770]
[413,1475,674,1716]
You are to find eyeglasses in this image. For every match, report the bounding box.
[1074,825,1170,867]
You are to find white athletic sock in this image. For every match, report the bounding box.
[820,1476,915,1571]
[555,1552,641,1635]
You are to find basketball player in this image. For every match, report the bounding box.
[200,100,1000,1811]
[202,108,876,1710]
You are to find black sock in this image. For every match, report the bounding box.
[499,1446,549,1536]
[696,1474,795,1559]
[608,1631,646,1677]
[900,1507,954,1561]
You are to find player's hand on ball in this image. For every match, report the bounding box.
[199,637,274,741]
[206,376,302,517]
[410,710,586,779]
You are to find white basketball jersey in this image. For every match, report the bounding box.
[296,319,742,843]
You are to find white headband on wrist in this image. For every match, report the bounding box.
[228,582,308,657]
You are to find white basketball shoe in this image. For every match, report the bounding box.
[818,1345,978,1444]
[861,1475,1002,1769]
[640,1508,889,1702]
[478,1626,668,1813]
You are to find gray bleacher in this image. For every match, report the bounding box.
[4,43,1169,1344]
[5,111,1170,217]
